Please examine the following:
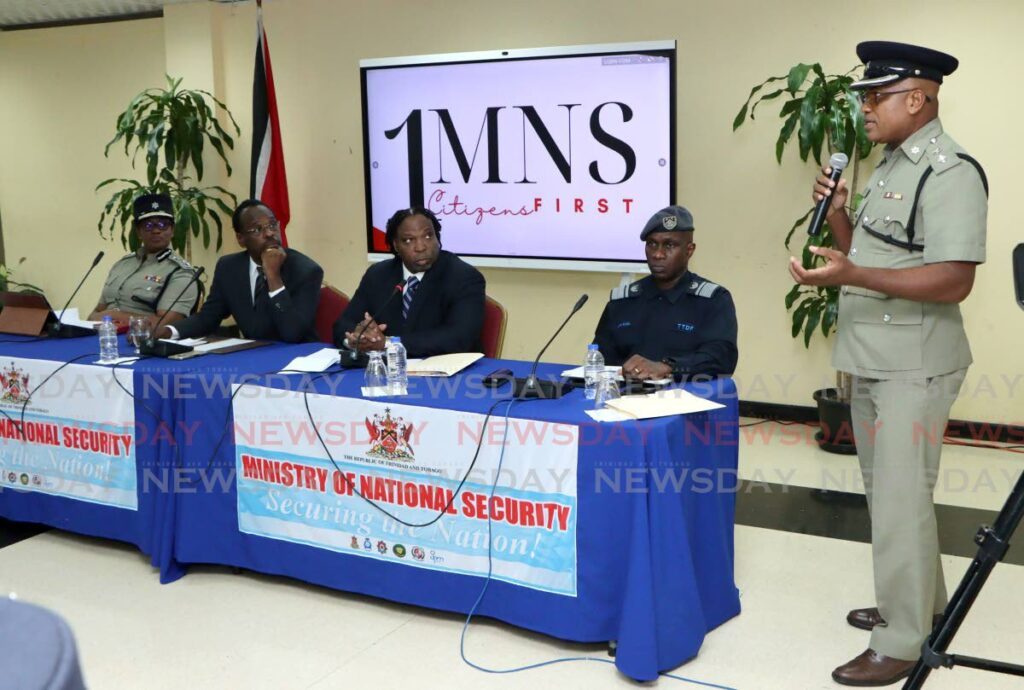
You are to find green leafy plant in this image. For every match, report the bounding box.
[0,257,43,294]
[96,75,241,259]
[734,62,875,347]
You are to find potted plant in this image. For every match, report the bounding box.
[734,62,876,453]
[96,75,241,261]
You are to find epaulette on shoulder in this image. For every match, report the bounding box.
[926,139,964,175]
[687,278,721,299]
[165,252,193,270]
[609,279,643,301]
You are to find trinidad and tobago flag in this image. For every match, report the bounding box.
[250,0,290,246]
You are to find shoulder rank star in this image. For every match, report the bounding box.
[937,154,947,163]
[910,146,920,154]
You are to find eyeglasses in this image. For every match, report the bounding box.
[857,88,934,107]
[241,219,280,236]
[139,219,173,233]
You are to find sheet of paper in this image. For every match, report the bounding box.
[168,338,207,346]
[280,348,339,373]
[560,364,672,386]
[361,385,406,397]
[407,352,483,377]
[93,356,140,367]
[604,388,725,419]
[192,338,254,353]
[584,408,634,423]
[56,307,99,329]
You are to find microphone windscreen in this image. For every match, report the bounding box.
[829,152,850,173]
[572,294,589,312]
[93,251,105,266]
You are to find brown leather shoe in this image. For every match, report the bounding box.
[832,649,916,686]
[846,607,944,631]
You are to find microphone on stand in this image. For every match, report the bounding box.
[47,251,105,338]
[138,266,206,358]
[808,152,849,237]
[512,294,588,399]
[339,283,405,368]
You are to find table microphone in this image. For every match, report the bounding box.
[339,283,404,368]
[47,251,105,339]
[138,266,206,358]
[808,152,849,237]
[512,293,588,399]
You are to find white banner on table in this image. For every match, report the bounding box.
[232,386,579,596]
[0,358,137,510]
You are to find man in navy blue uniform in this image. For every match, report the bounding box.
[593,205,738,381]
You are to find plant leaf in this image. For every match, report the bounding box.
[786,63,813,95]
[784,207,813,248]
[784,283,802,310]
[750,89,785,119]
[803,303,822,347]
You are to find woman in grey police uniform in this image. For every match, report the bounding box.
[89,193,198,329]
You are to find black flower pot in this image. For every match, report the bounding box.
[813,387,857,455]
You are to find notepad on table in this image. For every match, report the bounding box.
[406,352,483,377]
[602,388,725,420]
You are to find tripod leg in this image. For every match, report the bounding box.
[903,470,1024,689]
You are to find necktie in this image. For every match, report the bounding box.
[402,276,419,319]
[254,266,269,309]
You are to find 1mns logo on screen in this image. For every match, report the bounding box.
[385,104,638,206]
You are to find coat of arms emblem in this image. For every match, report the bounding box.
[365,408,416,461]
[0,364,30,403]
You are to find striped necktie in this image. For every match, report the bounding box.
[254,266,269,308]
[402,275,419,319]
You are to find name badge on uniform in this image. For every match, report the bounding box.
[882,192,903,200]
[676,322,695,332]
[615,321,632,329]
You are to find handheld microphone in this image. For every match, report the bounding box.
[339,283,405,368]
[808,152,850,237]
[47,251,105,338]
[138,266,206,358]
[512,293,589,399]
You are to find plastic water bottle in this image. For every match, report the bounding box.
[385,337,407,395]
[97,316,119,363]
[364,350,388,397]
[584,344,604,400]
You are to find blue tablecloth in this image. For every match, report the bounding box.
[168,347,742,681]
[0,337,741,681]
[0,336,309,581]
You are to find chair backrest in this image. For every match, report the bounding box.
[315,283,350,344]
[480,294,507,358]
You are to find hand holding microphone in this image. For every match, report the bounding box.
[808,152,850,236]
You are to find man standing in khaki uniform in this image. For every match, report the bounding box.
[791,41,987,686]
[89,193,199,329]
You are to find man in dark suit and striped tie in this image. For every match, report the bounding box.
[334,207,485,358]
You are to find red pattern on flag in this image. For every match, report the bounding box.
[251,0,290,246]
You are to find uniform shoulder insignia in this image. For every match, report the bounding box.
[688,278,721,298]
[120,251,136,260]
[167,253,193,270]
[926,135,963,175]
[609,279,643,301]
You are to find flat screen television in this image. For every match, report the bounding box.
[360,40,676,272]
